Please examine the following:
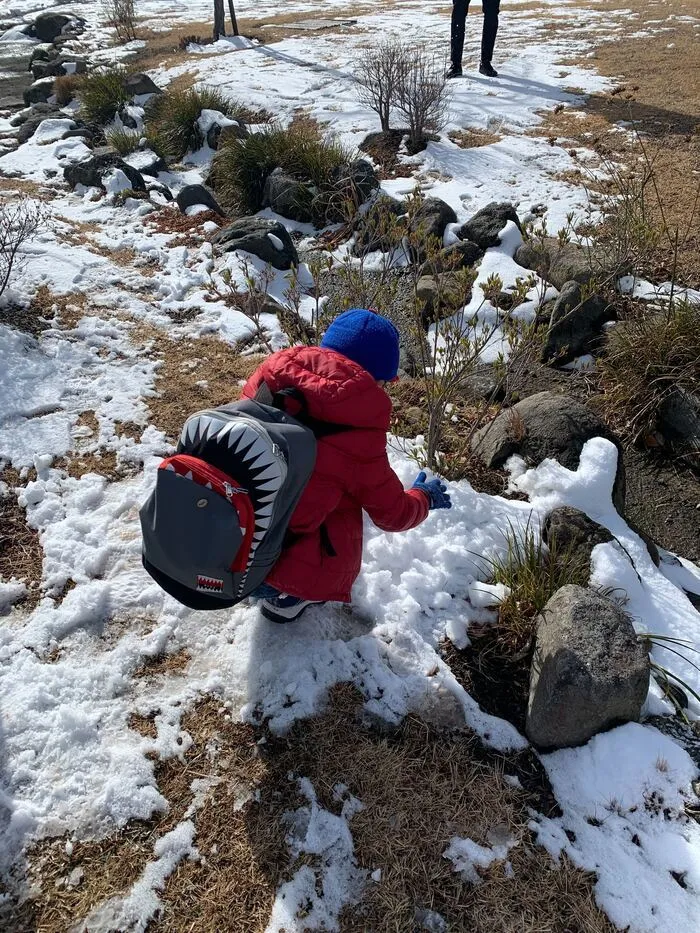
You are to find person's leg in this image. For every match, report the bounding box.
[449,0,470,75]
[480,0,501,73]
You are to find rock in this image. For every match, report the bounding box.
[29,12,85,43]
[330,158,379,203]
[351,194,407,256]
[658,388,700,459]
[262,168,313,223]
[434,239,484,272]
[457,201,522,250]
[409,196,458,246]
[23,78,55,107]
[206,119,247,150]
[17,112,56,144]
[461,364,505,403]
[29,45,56,67]
[526,585,649,749]
[145,180,173,202]
[117,104,139,130]
[541,280,614,365]
[63,147,146,192]
[514,237,597,290]
[123,73,162,98]
[124,148,167,177]
[470,390,626,512]
[212,216,298,270]
[31,60,64,80]
[542,507,612,571]
[416,273,464,327]
[175,183,224,215]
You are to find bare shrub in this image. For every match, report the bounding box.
[354,39,408,133]
[0,199,46,301]
[103,0,137,42]
[395,47,451,152]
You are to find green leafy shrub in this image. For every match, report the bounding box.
[145,88,247,161]
[210,122,350,214]
[77,66,131,124]
[105,126,141,155]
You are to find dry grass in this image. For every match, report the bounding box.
[133,647,192,679]
[144,206,224,246]
[140,326,265,442]
[0,468,43,609]
[9,686,614,932]
[449,127,502,149]
[531,0,700,286]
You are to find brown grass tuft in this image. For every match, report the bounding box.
[449,127,502,149]
[133,647,192,679]
[0,468,43,608]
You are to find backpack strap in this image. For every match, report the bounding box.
[258,383,352,439]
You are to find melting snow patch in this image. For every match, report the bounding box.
[265,777,366,932]
[444,827,517,884]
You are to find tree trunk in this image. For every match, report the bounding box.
[227,0,239,36]
[213,0,225,39]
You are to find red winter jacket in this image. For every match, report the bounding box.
[242,346,430,602]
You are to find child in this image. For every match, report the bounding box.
[242,309,452,623]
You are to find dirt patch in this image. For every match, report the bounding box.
[0,468,43,608]
[623,448,700,564]
[141,327,265,442]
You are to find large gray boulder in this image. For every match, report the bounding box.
[526,585,649,749]
[409,197,457,245]
[262,168,313,223]
[541,280,614,365]
[330,158,379,203]
[63,147,146,192]
[175,183,224,215]
[471,391,626,512]
[206,119,247,150]
[457,201,522,250]
[212,217,298,269]
[351,194,407,256]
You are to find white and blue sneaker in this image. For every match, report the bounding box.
[260,593,324,624]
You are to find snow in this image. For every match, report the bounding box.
[532,723,700,932]
[1,0,699,929]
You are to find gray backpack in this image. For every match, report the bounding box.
[140,391,324,610]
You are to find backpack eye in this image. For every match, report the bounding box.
[196,498,209,508]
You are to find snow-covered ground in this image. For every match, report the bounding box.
[1,0,700,930]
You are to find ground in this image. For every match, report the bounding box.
[1,0,700,931]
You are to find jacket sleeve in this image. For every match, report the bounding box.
[353,450,430,532]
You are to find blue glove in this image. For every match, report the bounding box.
[412,471,452,510]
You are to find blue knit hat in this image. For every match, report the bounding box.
[320,309,400,381]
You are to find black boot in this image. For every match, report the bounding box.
[445,63,463,79]
[479,60,498,77]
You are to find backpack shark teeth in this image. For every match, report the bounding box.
[184,470,194,480]
[165,463,176,471]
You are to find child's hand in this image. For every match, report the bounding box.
[412,472,452,510]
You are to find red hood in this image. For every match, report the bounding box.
[244,346,392,430]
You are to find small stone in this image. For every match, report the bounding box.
[175,184,224,215]
[212,216,298,270]
[123,73,162,97]
[540,280,613,365]
[66,867,84,889]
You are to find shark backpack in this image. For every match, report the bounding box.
[139,387,345,610]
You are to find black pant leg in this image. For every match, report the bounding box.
[451,0,470,68]
[481,0,501,64]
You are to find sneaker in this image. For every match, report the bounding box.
[260,593,324,624]
[445,64,463,79]
[479,61,498,77]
